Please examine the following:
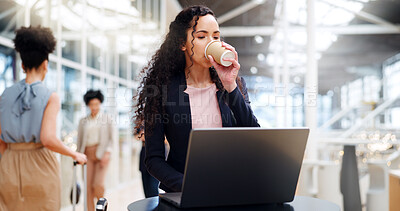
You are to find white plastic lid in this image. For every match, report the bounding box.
[220,51,235,67]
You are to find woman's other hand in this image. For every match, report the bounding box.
[100,151,110,167]
[208,41,240,93]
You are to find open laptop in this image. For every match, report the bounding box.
[159,127,309,208]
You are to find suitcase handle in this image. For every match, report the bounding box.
[72,160,88,211]
[73,161,87,166]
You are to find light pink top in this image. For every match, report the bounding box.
[184,83,223,129]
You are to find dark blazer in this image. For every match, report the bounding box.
[145,71,260,192]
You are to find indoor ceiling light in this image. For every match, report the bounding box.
[254,35,264,44]
[257,53,266,61]
[252,0,266,5]
[250,66,258,74]
[87,0,140,17]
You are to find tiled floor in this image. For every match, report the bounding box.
[61,178,146,211]
[104,179,145,211]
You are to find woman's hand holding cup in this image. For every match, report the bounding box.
[206,41,240,93]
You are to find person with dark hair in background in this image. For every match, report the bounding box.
[134,126,160,198]
[77,89,115,211]
[0,26,87,211]
[133,5,259,193]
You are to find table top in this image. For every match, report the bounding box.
[127,196,340,211]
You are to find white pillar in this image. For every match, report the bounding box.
[273,54,280,87]
[153,0,159,25]
[146,0,151,22]
[137,0,143,24]
[273,0,283,127]
[282,0,289,127]
[160,0,167,35]
[107,80,119,187]
[55,0,67,207]
[114,48,119,77]
[43,0,51,27]
[300,2,320,194]
[15,10,23,82]
[56,0,62,137]
[24,0,30,27]
[81,0,88,118]
[305,0,318,160]
[127,34,132,81]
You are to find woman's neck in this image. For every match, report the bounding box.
[91,111,99,118]
[185,65,213,88]
[25,71,43,84]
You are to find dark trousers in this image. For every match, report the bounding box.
[140,146,159,198]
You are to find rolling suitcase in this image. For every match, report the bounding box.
[72,161,87,211]
[72,161,108,211]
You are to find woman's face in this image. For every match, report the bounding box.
[182,14,220,68]
[88,98,101,115]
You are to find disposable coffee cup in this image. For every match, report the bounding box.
[205,40,235,67]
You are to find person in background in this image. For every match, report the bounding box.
[134,126,160,198]
[77,90,115,211]
[133,5,259,193]
[0,26,87,211]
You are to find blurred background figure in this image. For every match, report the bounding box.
[77,89,115,211]
[0,26,86,211]
[134,126,160,198]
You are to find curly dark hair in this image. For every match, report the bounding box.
[133,5,244,134]
[84,90,104,105]
[13,26,56,70]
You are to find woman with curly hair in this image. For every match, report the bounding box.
[134,5,259,193]
[0,26,87,210]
